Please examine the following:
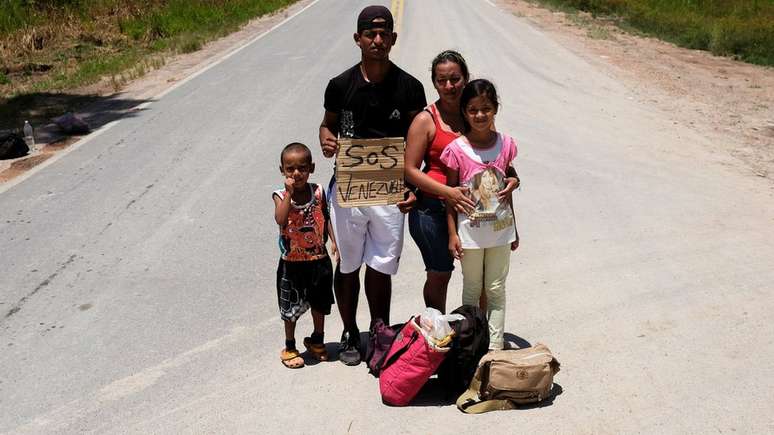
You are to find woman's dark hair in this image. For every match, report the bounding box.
[460,79,499,133]
[430,50,469,83]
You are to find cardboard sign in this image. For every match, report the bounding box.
[335,137,405,207]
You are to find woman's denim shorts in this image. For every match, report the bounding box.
[408,194,455,273]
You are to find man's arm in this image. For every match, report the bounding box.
[319,111,339,158]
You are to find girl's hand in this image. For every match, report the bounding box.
[447,186,475,215]
[284,176,295,195]
[497,176,520,202]
[449,235,464,260]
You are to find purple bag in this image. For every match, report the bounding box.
[366,319,403,377]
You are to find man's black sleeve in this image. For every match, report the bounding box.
[323,79,341,114]
[409,79,428,112]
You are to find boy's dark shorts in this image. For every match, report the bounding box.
[408,195,455,273]
[276,256,334,322]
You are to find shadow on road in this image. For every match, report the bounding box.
[0,92,152,179]
[301,341,341,366]
[411,380,564,409]
[1,92,151,142]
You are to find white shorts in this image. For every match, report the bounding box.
[328,181,405,275]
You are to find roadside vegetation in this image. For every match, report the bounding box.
[0,0,297,130]
[529,0,774,66]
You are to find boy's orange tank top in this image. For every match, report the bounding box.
[273,183,328,261]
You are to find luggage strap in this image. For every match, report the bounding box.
[379,330,418,372]
[459,397,517,414]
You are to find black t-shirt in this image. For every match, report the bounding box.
[324,62,427,139]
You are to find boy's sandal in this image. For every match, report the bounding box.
[303,337,329,361]
[280,349,305,369]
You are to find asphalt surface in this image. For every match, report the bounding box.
[1,0,774,433]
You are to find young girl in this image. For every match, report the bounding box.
[440,79,519,350]
[273,142,336,368]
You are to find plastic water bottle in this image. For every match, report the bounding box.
[23,120,35,150]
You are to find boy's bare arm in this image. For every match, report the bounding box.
[273,193,292,226]
[320,193,338,261]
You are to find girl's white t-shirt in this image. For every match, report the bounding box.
[440,134,517,249]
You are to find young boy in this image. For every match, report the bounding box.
[273,142,336,368]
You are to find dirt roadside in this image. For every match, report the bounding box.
[496,0,774,181]
[0,0,316,184]
[2,0,772,184]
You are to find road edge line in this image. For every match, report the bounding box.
[0,0,322,195]
[152,0,323,101]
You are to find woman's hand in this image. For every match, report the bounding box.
[449,234,464,260]
[397,190,417,213]
[497,176,520,202]
[446,186,475,215]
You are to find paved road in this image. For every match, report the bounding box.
[2,0,774,433]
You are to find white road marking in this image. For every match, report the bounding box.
[0,0,322,195]
[0,121,118,195]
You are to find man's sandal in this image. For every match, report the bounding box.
[280,348,305,369]
[303,337,329,361]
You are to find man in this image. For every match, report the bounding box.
[319,5,427,366]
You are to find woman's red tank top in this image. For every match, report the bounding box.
[422,103,459,198]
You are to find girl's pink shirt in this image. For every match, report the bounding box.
[440,133,517,183]
[440,133,518,249]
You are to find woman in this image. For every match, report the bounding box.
[405,51,518,313]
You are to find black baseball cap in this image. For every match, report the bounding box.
[357,5,394,32]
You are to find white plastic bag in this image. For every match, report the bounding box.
[419,307,465,340]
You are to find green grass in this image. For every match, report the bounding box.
[0,0,297,130]
[116,0,297,52]
[0,0,297,97]
[530,0,774,66]
[0,0,31,34]
[30,47,143,93]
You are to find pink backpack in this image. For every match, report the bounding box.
[379,317,450,406]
